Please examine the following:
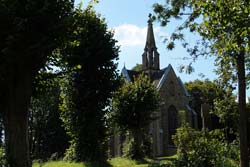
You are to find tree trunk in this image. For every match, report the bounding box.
[3,69,32,167]
[132,129,143,160]
[0,115,3,146]
[236,54,249,167]
[248,108,250,163]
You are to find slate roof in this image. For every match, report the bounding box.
[178,77,190,96]
[156,64,172,89]
[121,66,166,84]
[121,64,190,97]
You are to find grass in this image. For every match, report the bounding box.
[33,158,151,167]
[33,161,83,167]
[109,157,149,167]
[32,156,239,167]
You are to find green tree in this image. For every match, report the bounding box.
[185,79,224,129]
[153,1,249,166]
[132,64,143,71]
[112,74,159,160]
[213,87,239,141]
[0,1,74,166]
[60,8,119,163]
[30,72,69,160]
[186,79,238,139]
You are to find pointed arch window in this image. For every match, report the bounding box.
[168,105,178,145]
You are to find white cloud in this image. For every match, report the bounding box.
[113,24,168,47]
[113,24,147,46]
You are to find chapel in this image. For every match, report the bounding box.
[113,18,197,157]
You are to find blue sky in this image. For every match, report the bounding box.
[76,0,217,83]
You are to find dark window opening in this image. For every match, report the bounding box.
[168,105,177,145]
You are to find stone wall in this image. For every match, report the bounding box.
[151,67,194,156]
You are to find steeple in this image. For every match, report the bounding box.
[142,14,160,70]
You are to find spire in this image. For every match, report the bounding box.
[142,14,160,70]
[145,14,156,50]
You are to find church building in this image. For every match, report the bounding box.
[120,18,197,156]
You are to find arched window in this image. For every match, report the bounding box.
[168,105,178,145]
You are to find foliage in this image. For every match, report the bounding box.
[0,146,6,166]
[0,0,74,95]
[153,0,249,63]
[213,90,239,140]
[132,64,143,71]
[121,131,152,159]
[185,79,225,112]
[153,1,249,165]
[59,7,119,163]
[112,74,159,132]
[0,115,3,146]
[0,0,74,73]
[185,79,220,129]
[30,72,69,161]
[63,141,77,162]
[173,124,239,167]
[185,79,239,139]
[121,136,135,158]
[185,79,233,129]
[178,110,187,126]
[111,74,160,159]
[0,0,74,166]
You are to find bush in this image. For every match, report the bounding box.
[0,146,6,166]
[121,132,152,159]
[173,124,239,167]
[63,142,77,161]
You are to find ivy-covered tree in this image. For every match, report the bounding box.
[60,7,119,163]
[0,1,74,166]
[153,1,249,166]
[111,74,160,160]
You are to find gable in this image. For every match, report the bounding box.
[121,67,131,81]
[157,65,189,97]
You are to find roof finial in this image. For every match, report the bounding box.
[148,13,153,24]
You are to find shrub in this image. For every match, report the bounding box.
[63,142,77,161]
[173,124,239,167]
[0,146,6,166]
[121,132,152,159]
